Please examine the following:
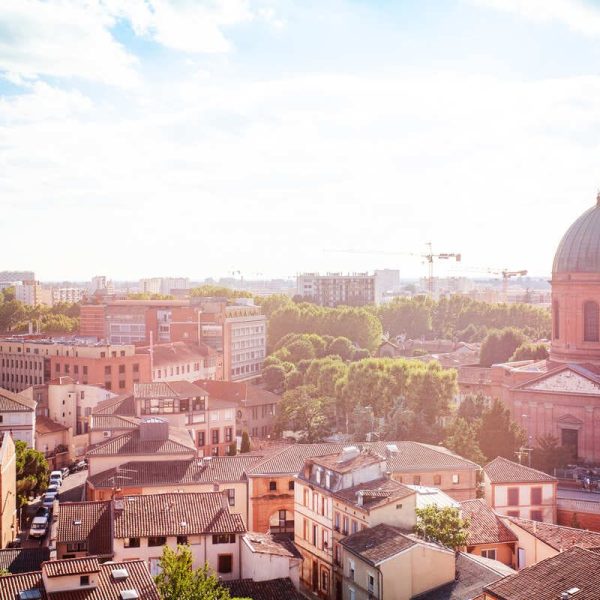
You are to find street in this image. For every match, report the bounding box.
[19,469,88,549]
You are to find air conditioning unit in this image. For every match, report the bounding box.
[103,431,112,438]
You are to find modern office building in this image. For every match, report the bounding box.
[297,273,376,307]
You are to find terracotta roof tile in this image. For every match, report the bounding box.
[57,501,113,557]
[484,546,600,599]
[35,416,68,434]
[223,578,305,600]
[114,492,246,538]
[89,414,140,431]
[133,381,208,399]
[86,426,195,457]
[44,556,100,577]
[88,456,263,489]
[506,517,600,551]
[311,450,385,473]
[0,387,35,411]
[242,533,302,558]
[0,571,45,600]
[460,499,518,546]
[92,394,136,417]
[334,478,415,511]
[0,548,49,574]
[484,457,556,484]
[340,523,418,565]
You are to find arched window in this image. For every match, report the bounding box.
[584,301,599,342]
[553,301,560,340]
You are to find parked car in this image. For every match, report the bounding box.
[49,471,63,486]
[35,506,49,519]
[69,460,87,473]
[42,492,57,510]
[6,538,21,548]
[47,483,59,495]
[29,516,48,539]
[60,467,70,479]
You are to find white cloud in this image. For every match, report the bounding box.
[468,0,600,36]
[0,0,138,86]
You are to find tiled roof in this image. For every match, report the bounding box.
[248,441,480,476]
[484,546,600,599]
[0,548,49,574]
[137,342,214,367]
[0,388,35,412]
[57,501,113,557]
[415,552,515,600]
[88,456,263,489]
[0,571,45,600]
[92,394,136,416]
[334,478,414,511]
[460,499,518,546]
[340,523,418,565]
[242,533,302,559]
[44,556,100,577]
[195,379,281,407]
[133,380,208,399]
[223,578,305,600]
[506,516,600,551]
[484,457,557,484]
[311,450,385,473]
[113,492,246,538]
[86,427,195,457]
[35,415,68,434]
[89,414,140,431]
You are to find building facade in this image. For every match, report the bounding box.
[297,273,376,307]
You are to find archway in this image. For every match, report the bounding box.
[268,508,294,533]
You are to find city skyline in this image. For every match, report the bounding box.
[2,0,600,279]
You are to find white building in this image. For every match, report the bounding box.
[15,281,52,306]
[51,287,85,305]
[0,388,36,446]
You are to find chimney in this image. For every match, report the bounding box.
[338,446,360,463]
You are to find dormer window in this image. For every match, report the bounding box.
[80,576,90,587]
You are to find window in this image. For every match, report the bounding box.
[303,518,308,540]
[507,488,520,506]
[530,510,543,522]
[83,366,88,375]
[349,559,355,581]
[218,554,233,574]
[553,300,560,339]
[584,301,600,342]
[148,536,166,547]
[66,541,87,552]
[211,429,219,444]
[225,427,233,443]
[304,489,309,506]
[197,431,205,447]
[226,488,235,506]
[213,534,236,544]
[177,535,188,545]
[322,529,329,550]
[349,588,356,600]
[118,364,125,374]
[312,524,317,546]
[452,474,460,484]
[133,363,139,373]
[351,520,358,534]
[433,474,441,485]
[481,548,497,560]
[288,480,295,491]
[343,516,349,535]
[80,576,90,587]
[269,481,277,491]
[104,366,111,376]
[368,574,375,594]
[531,487,542,505]
[413,475,421,485]
[334,512,340,532]
[124,538,140,548]
[507,510,520,518]
[321,568,329,592]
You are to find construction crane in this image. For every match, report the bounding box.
[323,243,462,296]
[495,269,528,302]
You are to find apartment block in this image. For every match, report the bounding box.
[51,287,85,305]
[15,281,52,306]
[297,273,375,307]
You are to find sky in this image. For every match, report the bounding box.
[2,0,600,282]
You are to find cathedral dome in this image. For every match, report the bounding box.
[553,194,600,274]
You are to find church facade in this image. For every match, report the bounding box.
[459,194,600,462]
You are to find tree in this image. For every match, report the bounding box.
[228,441,237,456]
[240,431,251,454]
[327,337,354,361]
[510,342,549,362]
[478,400,526,462]
[445,418,486,465]
[480,328,526,367]
[275,386,334,441]
[532,434,571,474]
[15,440,49,507]
[190,285,252,299]
[414,506,470,550]
[262,365,286,392]
[155,545,246,600]
[456,393,487,421]
[285,339,316,363]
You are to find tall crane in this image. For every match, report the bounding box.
[496,269,528,302]
[323,243,462,296]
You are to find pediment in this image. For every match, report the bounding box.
[558,413,584,425]
[521,369,600,395]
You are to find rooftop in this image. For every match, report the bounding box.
[44,556,101,578]
[113,492,246,538]
[92,394,136,417]
[136,342,216,366]
[242,533,302,559]
[133,381,208,399]
[194,379,281,407]
[339,523,419,566]
[0,388,36,412]
[0,548,50,575]
[484,457,557,484]
[89,414,140,431]
[460,499,518,546]
[223,578,305,600]
[35,416,68,435]
[310,449,385,474]
[0,558,160,600]
[57,501,113,557]
[484,546,600,599]
[333,477,414,511]
[88,456,263,489]
[506,516,600,551]
[86,426,196,457]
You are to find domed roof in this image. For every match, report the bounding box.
[553,195,600,273]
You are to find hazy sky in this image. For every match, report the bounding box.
[2,0,600,281]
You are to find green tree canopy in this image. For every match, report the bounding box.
[480,327,526,367]
[510,342,549,362]
[478,399,526,462]
[445,417,486,466]
[414,505,470,550]
[15,440,49,507]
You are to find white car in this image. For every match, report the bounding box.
[29,515,48,538]
[42,492,57,509]
[49,471,63,486]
